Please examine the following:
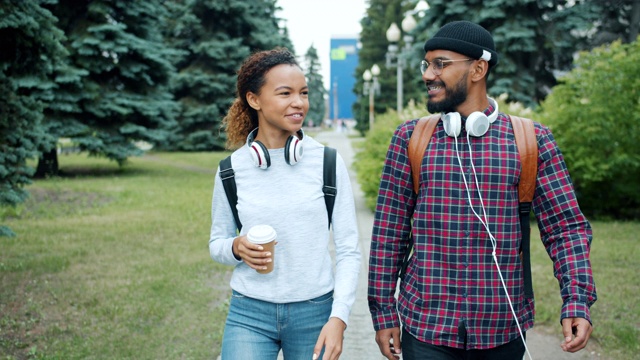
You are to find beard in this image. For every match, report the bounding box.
[426,74,468,114]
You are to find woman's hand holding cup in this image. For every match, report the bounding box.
[233,225,277,274]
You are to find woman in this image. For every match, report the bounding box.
[209,48,360,360]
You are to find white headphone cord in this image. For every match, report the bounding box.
[452,133,533,360]
[453,135,497,248]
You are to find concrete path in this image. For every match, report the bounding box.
[313,129,603,360]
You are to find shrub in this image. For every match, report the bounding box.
[537,38,640,219]
[354,102,425,210]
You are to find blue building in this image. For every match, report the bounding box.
[329,36,359,122]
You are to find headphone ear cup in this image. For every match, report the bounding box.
[466,111,490,137]
[443,112,461,137]
[250,140,271,169]
[284,134,303,165]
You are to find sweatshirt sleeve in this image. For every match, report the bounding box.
[209,166,244,266]
[329,153,361,326]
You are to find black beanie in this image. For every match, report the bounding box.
[423,21,498,68]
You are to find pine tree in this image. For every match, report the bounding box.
[0,1,67,235]
[579,0,640,46]
[353,0,416,133]
[37,0,180,175]
[303,44,327,127]
[164,0,294,151]
[413,0,601,107]
[356,0,633,116]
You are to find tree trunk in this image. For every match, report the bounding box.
[34,148,59,178]
[629,0,640,43]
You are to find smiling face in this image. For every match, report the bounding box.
[423,50,473,114]
[246,64,309,147]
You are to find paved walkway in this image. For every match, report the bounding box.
[313,129,602,360]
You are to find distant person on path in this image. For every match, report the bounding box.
[209,48,360,360]
[367,21,597,360]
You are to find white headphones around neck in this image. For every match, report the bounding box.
[442,97,499,138]
[246,128,304,169]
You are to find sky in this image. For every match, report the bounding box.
[276,0,367,89]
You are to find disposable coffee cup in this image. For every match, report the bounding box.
[247,225,277,274]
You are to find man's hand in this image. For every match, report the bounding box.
[312,317,345,360]
[375,327,402,360]
[561,317,593,352]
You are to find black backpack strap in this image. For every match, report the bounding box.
[322,147,337,229]
[219,156,242,232]
[519,202,534,299]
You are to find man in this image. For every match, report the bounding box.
[367,21,597,360]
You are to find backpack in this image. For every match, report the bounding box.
[403,114,537,299]
[218,146,338,232]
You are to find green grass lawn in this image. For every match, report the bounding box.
[1,152,232,359]
[1,152,639,359]
[530,220,640,359]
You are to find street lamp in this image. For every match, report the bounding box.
[414,0,430,17]
[386,13,419,114]
[362,64,381,130]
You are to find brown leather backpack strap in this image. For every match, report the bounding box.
[510,115,537,202]
[408,115,440,194]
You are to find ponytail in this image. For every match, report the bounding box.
[223,98,256,149]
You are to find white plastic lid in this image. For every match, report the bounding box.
[247,224,277,244]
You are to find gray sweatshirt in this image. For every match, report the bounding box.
[209,135,361,325]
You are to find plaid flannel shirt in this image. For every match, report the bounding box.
[367,111,597,350]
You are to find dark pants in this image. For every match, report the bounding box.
[401,331,526,360]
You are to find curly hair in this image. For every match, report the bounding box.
[223,47,300,149]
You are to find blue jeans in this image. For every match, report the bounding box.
[221,290,333,360]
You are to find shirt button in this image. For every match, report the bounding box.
[463,261,468,267]
[463,292,468,298]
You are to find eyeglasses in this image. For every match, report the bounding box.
[420,58,473,76]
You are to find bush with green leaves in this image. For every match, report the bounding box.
[538,38,640,219]
[354,102,424,210]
